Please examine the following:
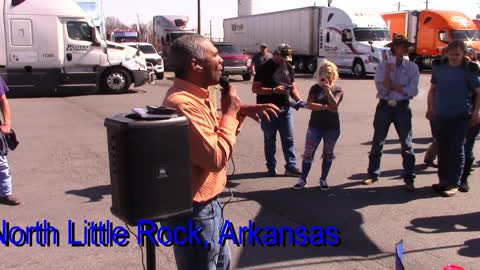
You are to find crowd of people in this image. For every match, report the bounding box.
[160,34,479,269]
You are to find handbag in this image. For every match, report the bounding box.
[5,129,19,151]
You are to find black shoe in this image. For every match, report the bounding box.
[284,167,302,177]
[459,181,470,193]
[432,183,447,193]
[424,160,438,168]
[405,182,415,192]
[267,168,277,177]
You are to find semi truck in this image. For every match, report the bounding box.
[0,0,153,96]
[152,15,196,63]
[382,10,480,68]
[108,28,139,43]
[224,6,391,77]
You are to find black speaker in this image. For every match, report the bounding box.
[104,111,192,225]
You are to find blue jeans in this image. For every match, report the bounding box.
[260,107,297,170]
[300,127,340,181]
[435,114,469,187]
[368,102,416,183]
[0,156,12,196]
[462,123,480,181]
[161,199,230,270]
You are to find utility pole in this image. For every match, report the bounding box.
[197,0,201,34]
[425,0,429,10]
[209,20,212,39]
[395,1,406,11]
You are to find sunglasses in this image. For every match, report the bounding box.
[320,78,329,83]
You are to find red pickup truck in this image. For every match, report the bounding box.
[213,42,253,81]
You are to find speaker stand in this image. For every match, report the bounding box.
[146,237,156,270]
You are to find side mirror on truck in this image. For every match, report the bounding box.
[91,27,101,47]
[342,29,353,44]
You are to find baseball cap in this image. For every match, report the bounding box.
[274,43,293,61]
[260,43,267,48]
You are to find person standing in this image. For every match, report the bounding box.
[251,43,273,76]
[293,60,343,190]
[252,43,305,177]
[0,76,19,206]
[362,35,419,191]
[160,34,279,270]
[427,40,480,197]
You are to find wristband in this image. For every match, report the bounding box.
[272,87,276,94]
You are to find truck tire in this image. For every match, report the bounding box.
[155,72,164,80]
[352,60,365,79]
[102,68,132,94]
[307,58,317,74]
[242,72,252,81]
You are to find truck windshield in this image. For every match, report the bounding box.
[169,33,194,42]
[215,44,243,54]
[354,28,391,41]
[114,36,138,43]
[451,30,480,41]
[138,45,157,54]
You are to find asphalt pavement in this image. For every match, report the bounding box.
[0,72,478,270]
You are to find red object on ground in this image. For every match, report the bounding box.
[443,265,465,270]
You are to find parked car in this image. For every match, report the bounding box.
[125,42,165,80]
[213,42,252,81]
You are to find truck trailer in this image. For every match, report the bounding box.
[224,6,391,77]
[382,10,480,68]
[153,15,196,64]
[0,0,153,96]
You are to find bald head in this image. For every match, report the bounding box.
[168,34,211,77]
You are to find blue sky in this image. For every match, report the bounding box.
[102,0,480,39]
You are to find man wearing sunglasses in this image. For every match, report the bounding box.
[363,35,419,191]
[252,43,305,177]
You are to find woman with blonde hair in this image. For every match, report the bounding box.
[293,59,344,190]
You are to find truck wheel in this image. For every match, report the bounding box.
[352,60,365,79]
[307,58,317,74]
[102,68,132,93]
[242,72,252,81]
[155,72,164,80]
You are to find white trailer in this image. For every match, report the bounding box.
[224,6,391,77]
[0,0,153,96]
[152,15,196,63]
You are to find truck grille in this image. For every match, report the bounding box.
[146,59,158,66]
[223,59,247,67]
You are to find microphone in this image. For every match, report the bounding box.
[219,76,230,95]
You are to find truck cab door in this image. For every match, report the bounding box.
[61,19,101,84]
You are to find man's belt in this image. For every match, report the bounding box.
[379,99,409,107]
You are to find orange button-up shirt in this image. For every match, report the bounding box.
[162,78,239,202]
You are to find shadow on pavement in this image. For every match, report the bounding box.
[225,181,437,268]
[65,184,111,202]
[348,163,435,181]
[361,137,432,146]
[407,211,480,258]
[383,147,427,155]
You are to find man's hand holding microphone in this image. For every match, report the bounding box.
[220,76,280,123]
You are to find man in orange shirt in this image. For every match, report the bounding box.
[162,34,279,270]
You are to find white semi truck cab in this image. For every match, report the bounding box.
[318,7,392,77]
[0,0,153,96]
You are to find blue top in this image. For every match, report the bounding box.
[431,63,480,119]
[374,59,419,101]
[0,76,8,96]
